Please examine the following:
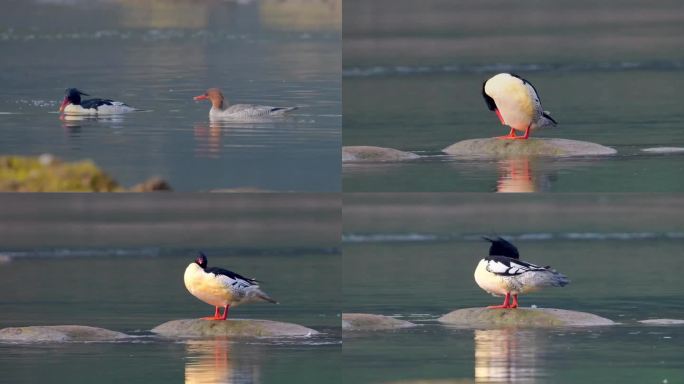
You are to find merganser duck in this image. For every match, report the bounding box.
[183,252,277,320]
[482,73,557,140]
[193,88,297,120]
[59,88,136,115]
[474,237,569,309]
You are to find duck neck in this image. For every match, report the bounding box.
[212,98,226,111]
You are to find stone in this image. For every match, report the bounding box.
[342,146,420,162]
[438,307,615,328]
[151,318,319,338]
[638,319,684,325]
[442,138,617,158]
[0,325,130,343]
[641,147,684,154]
[342,313,416,331]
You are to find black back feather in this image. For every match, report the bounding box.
[483,236,520,259]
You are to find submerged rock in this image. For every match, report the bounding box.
[442,138,616,158]
[342,146,420,162]
[342,313,416,331]
[438,308,615,328]
[641,147,684,154]
[638,319,684,325]
[0,325,130,343]
[151,319,319,338]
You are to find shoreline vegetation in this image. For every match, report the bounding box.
[0,154,171,192]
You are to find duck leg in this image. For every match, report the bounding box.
[218,305,230,320]
[488,292,512,309]
[510,294,519,309]
[497,125,531,140]
[202,306,221,320]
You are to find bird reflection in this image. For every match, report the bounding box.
[193,122,223,158]
[59,114,125,131]
[185,339,261,384]
[474,329,543,383]
[496,158,535,193]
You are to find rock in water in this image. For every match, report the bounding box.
[442,138,616,158]
[342,313,416,331]
[342,146,420,162]
[0,325,130,342]
[438,308,614,328]
[638,319,684,325]
[151,319,319,338]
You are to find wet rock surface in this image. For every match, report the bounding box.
[342,146,420,162]
[151,318,319,338]
[442,138,617,158]
[0,325,131,342]
[342,313,417,331]
[438,307,615,328]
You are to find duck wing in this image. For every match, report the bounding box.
[484,255,548,276]
[205,266,259,286]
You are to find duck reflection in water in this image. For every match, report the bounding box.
[185,339,262,384]
[193,122,222,159]
[496,158,554,193]
[474,329,544,383]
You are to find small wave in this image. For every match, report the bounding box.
[343,232,684,243]
[0,248,160,259]
[343,60,684,78]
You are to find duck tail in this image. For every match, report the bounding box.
[270,106,298,114]
[542,111,558,126]
[255,290,278,304]
[548,270,570,287]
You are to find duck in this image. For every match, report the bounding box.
[474,237,569,309]
[482,73,557,140]
[193,88,297,120]
[183,252,277,320]
[58,88,136,115]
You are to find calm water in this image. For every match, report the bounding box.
[343,194,684,383]
[0,0,341,191]
[343,0,684,192]
[0,195,341,384]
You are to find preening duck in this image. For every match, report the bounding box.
[183,252,277,320]
[474,237,569,309]
[482,73,557,140]
[59,88,136,115]
[193,88,297,120]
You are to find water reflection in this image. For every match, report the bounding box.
[194,122,222,159]
[474,329,544,383]
[496,158,553,193]
[185,339,262,384]
[59,114,126,130]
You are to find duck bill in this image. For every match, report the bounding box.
[58,97,69,113]
[193,94,208,101]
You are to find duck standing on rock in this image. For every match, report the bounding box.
[482,73,557,140]
[184,252,277,320]
[193,88,297,120]
[474,237,569,309]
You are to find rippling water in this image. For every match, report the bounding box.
[343,0,684,192]
[0,0,341,191]
[343,194,684,383]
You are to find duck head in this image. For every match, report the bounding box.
[483,236,520,259]
[193,88,225,109]
[195,252,208,269]
[60,88,89,112]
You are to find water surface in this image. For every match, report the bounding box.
[0,0,341,191]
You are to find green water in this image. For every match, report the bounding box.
[343,0,684,192]
[343,194,684,383]
[0,195,340,384]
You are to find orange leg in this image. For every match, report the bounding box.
[202,306,221,320]
[497,125,531,140]
[511,294,519,309]
[488,292,512,309]
[218,305,230,320]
